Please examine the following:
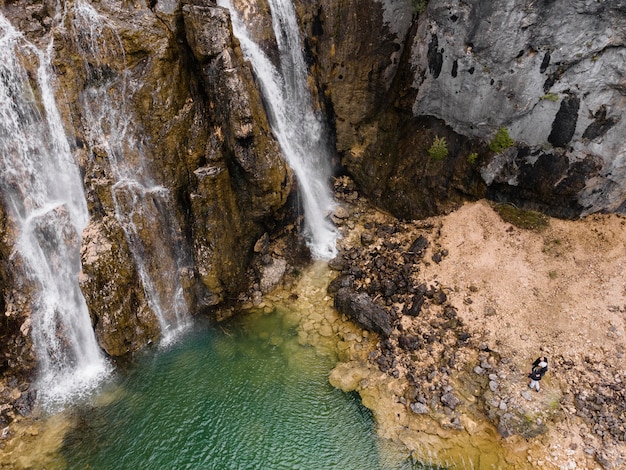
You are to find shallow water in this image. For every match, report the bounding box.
[60,311,431,469]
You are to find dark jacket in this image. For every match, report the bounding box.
[529,357,548,380]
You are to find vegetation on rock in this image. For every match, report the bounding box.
[428,136,448,160]
[489,127,515,153]
[411,0,429,14]
[493,203,549,231]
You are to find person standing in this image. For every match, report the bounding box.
[528,356,548,392]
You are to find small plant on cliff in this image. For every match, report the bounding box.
[489,127,515,153]
[467,152,478,165]
[540,93,560,102]
[428,136,448,160]
[412,0,429,14]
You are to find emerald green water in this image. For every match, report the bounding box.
[60,310,424,469]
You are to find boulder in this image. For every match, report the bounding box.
[334,287,393,336]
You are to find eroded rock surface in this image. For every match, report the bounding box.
[302,0,626,219]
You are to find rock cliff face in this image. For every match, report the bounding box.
[302,0,626,219]
[0,0,291,363]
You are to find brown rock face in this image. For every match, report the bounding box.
[0,207,37,381]
[0,0,291,362]
[80,218,160,356]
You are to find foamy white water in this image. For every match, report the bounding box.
[71,1,191,340]
[219,0,339,259]
[0,14,109,409]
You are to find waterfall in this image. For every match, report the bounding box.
[0,15,109,407]
[71,2,190,343]
[218,0,339,260]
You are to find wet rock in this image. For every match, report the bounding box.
[327,274,356,294]
[258,257,287,293]
[328,256,348,272]
[12,389,35,417]
[333,205,350,220]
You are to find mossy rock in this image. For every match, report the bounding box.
[492,203,549,231]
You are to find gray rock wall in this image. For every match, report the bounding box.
[411,0,626,216]
[304,0,626,218]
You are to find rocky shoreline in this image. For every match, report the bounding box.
[320,176,626,469]
[1,176,625,469]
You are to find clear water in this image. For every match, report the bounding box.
[60,312,430,469]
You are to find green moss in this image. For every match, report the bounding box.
[489,127,514,153]
[412,0,428,14]
[467,152,478,164]
[493,203,549,231]
[428,136,448,160]
[540,93,560,102]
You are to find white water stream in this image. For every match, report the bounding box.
[71,1,190,343]
[0,14,109,407]
[218,0,339,259]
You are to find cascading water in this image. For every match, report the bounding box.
[70,1,190,343]
[0,14,109,407]
[219,0,339,260]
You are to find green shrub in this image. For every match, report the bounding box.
[467,152,478,164]
[412,0,428,14]
[428,136,448,160]
[489,127,514,153]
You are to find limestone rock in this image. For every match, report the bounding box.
[80,217,160,356]
[259,257,288,293]
[302,0,626,219]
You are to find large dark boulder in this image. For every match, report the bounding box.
[334,287,393,336]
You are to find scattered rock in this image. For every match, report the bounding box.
[441,392,461,410]
[410,402,429,414]
[333,287,393,336]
